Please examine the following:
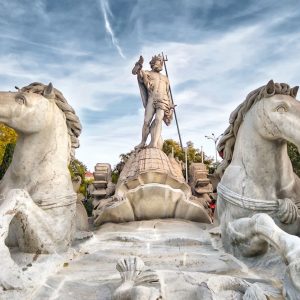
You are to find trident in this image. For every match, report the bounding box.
[161,52,183,150]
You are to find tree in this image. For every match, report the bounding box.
[69,158,87,180]
[111,150,134,183]
[68,158,94,215]
[162,139,184,161]
[287,142,300,177]
[0,124,17,179]
[68,158,88,194]
[0,143,15,180]
[0,124,17,165]
[162,139,213,170]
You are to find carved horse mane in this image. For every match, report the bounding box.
[216,80,299,177]
[19,82,82,158]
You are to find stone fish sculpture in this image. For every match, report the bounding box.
[0,82,81,290]
[113,256,269,300]
[216,80,300,299]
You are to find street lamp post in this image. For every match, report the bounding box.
[205,133,223,164]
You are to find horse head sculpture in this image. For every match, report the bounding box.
[216,80,300,298]
[1,84,55,133]
[0,82,81,290]
[0,82,81,197]
[217,80,300,232]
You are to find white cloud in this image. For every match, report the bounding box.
[56,16,300,169]
[1,1,300,170]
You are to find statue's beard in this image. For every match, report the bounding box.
[152,65,163,72]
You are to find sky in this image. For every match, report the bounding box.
[0,0,300,170]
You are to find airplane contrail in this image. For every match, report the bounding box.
[100,0,126,59]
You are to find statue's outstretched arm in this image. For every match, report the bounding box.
[132,56,148,86]
[132,56,149,109]
[132,56,144,75]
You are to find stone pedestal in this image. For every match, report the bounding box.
[93,148,212,226]
[189,163,213,206]
[91,163,115,209]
